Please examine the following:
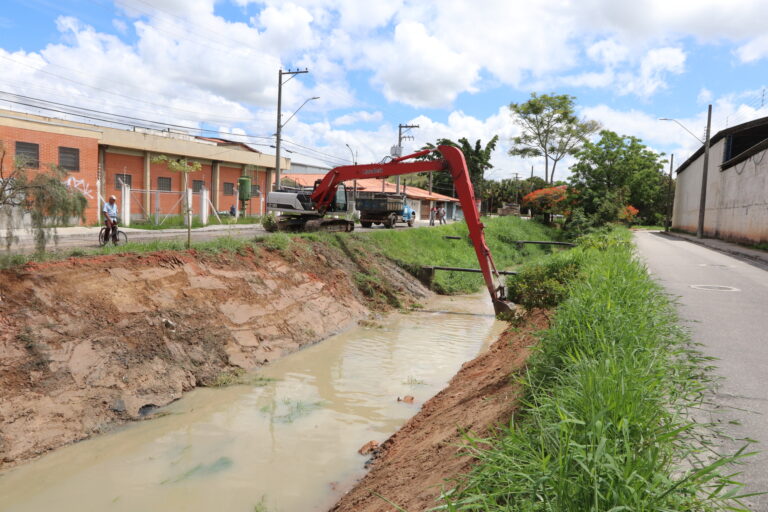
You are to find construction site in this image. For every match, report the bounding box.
[0,144,559,511]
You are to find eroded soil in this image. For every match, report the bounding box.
[330,310,550,512]
[0,240,428,469]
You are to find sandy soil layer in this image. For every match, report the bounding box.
[330,311,549,512]
[0,242,428,469]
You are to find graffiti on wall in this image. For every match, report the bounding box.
[64,176,94,199]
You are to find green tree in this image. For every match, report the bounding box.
[418,136,499,197]
[508,93,600,184]
[151,155,202,248]
[569,130,668,225]
[1,142,87,254]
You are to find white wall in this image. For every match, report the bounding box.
[673,139,768,243]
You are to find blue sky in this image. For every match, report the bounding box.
[2,0,768,179]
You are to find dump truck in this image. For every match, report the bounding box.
[356,192,415,228]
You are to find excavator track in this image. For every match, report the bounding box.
[304,218,355,232]
[275,216,354,233]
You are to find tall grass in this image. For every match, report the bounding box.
[443,230,754,511]
[362,217,558,294]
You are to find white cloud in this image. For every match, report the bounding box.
[366,21,480,108]
[587,39,629,66]
[333,110,383,126]
[697,87,713,104]
[735,34,768,63]
[619,47,686,97]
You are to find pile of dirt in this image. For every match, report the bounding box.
[0,239,429,469]
[330,310,550,512]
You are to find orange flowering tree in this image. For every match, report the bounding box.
[522,185,568,216]
[618,205,639,224]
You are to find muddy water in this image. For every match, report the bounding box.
[0,294,504,512]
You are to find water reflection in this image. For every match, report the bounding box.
[0,294,504,512]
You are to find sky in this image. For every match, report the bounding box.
[1,0,768,186]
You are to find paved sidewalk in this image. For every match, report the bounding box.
[634,231,768,509]
[657,230,768,267]
[0,223,268,252]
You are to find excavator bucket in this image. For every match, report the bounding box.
[493,299,516,320]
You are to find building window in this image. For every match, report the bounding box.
[58,147,80,171]
[157,177,172,191]
[115,173,132,189]
[250,184,261,197]
[223,182,235,196]
[193,180,204,193]
[15,142,39,168]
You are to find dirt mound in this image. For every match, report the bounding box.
[0,240,428,469]
[330,310,549,512]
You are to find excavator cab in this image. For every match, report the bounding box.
[313,179,348,213]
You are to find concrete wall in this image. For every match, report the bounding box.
[672,138,768,244]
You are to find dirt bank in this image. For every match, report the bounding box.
[0,238,429,469]
[330,310,550,512]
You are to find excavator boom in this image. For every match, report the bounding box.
[310,145,513,316]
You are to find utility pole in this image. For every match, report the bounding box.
[697,104,712,239]
[274,68,309,191]
[665,154,674,232]
[396,123,418,194]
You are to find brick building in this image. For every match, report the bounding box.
[0,108,286,224]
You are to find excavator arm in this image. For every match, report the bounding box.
[310,145,513,316]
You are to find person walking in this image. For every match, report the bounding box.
[429,205,436,226]
[439,206,447,225]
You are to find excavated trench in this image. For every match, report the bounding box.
[0,239,534,510]
[0,292,506,511]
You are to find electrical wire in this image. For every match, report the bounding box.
[0,94,280,147]
[281,137,351,164]
[0,91,273,140]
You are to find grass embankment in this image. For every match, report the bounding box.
[444,229,752,511]
[362,217,557,294]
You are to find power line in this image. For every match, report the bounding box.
[281,137,351,164]
[0,91,274,140]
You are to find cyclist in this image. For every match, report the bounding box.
[103,195,119,243]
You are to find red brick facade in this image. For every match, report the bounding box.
[0,124,100,223]
[2,119,269,224]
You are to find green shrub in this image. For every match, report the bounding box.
[261,213,279,233]
[507,252,583,309]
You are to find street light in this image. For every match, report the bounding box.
[658,118,704,144]
[274,95,319,189]
[659,104,712,238]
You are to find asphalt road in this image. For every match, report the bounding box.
[633,231,768,509]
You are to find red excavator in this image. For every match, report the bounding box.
[266,145,513,316]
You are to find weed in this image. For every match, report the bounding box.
[161,456,234,484]
[506,251,583,310]
[403,376,426,386]
[261,232,291,253]
[444,228,753,511]
[252,496,270,512]
[260,398,324,424]
[208,368,275,388]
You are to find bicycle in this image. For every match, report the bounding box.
[99,225,128,246]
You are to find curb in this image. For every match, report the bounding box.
[657,231,768,267]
